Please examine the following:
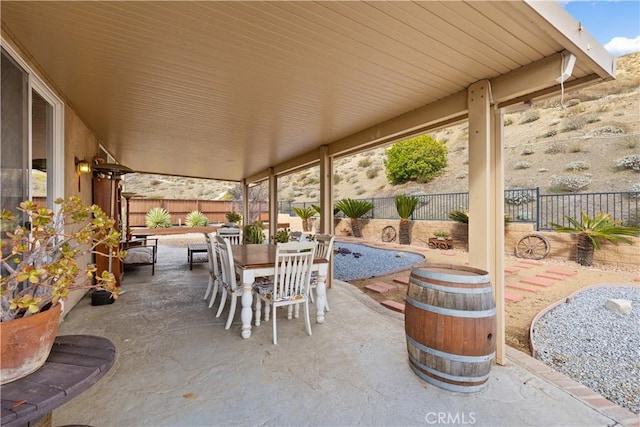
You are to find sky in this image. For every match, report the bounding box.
[561,1,640,57]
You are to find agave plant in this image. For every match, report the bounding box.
[334,198,373,238]
[292,206,316,232]
[185,210,208,227]
[395,194,419,245]
[551,211,640,266]
[225,211,242,225]
[145,207,172,228]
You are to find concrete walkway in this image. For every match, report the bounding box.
[52,244,638,427]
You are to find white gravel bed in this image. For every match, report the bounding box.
[332,242,425,281]
[531,286,640,414]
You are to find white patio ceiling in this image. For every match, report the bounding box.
[1,1,614,182]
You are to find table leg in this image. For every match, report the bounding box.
[315,272,327,324]
[240,280,254,338]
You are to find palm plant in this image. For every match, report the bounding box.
[395,194,419,245]
[292,206,316,232]
[334,198,373,238]
[551,211,640,266]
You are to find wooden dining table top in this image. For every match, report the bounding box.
[231,244,327,270]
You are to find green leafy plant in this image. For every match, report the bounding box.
[292,206,316,232]
[384,135,447,185]
[145,207,172,228]
[1,197,122,322]
[551,211,640,266]
[448,210,469,224]
[395,194,419,245]
[225,211,242,225]
[244,221,265,244]
[334,198,373,238]
[185,210,208,227]
[271,228,290,244]
[434,230,450,239]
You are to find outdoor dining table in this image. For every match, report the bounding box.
[231,244,329,339]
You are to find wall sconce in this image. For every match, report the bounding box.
[75,157,92,174]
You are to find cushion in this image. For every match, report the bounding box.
[124,247,154,264]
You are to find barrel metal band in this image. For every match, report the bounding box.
[409,278,493,294]
[411,268,489,284]
[406,296,497,318]
[406,335,495,363]
[408,363,489,393]
[408,353,491,383]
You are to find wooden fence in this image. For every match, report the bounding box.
[128,199,268,227]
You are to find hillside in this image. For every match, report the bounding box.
[123,53,640,201]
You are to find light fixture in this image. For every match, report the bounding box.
[75,157,92,174]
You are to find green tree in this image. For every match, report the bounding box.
[334,198,373,238]
[292,206,316,232]
[551,211,639,266]
[395,194,419,245]
[384,135,447,185]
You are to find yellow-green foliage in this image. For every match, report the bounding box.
[384,135,447,185]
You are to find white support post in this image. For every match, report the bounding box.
[241,179,249,231]
[318,146,333,234]
[467,80,491,270]
[268,169,278,241]
[490,107,506,365]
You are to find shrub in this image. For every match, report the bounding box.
[504,117,513,126]
[614,154,640,171]
[448,210,469,224]
[145,207,172,228]
[514,161,531,170]
[505,189,535,205]
[455,171,467,179]
[521,147,535,155]
[185,210,208,227]
[226,211,242,224]
[520,110,540,124]
[538,129,557,139]
[244,221,265,244]
[628,183,640,199]
[365,167,380,179]
[544,141,566,154]
[333,174,342,185]
[621,135,638,149]
[358,158,373,168]
[584,114,601,124]
[586,126,626,137]
[384,135,448,185]
[549,175,592,192]
[560,116,586,132]
[568,142,583,153]
[565,161,590,171]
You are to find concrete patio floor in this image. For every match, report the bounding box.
[52,244,636,427]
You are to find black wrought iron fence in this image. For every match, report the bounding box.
[280,188,639,230]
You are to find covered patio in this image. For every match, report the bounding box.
[52,244,632,426]
[0,1,616,363]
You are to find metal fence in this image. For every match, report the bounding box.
[280,188,640,230]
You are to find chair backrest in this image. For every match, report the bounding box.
[314,233,335,262]
[273,241,316,301]
[215,235,237,289]
[217,227,242,245]
[204,233,220,278]
[288,231,303,242]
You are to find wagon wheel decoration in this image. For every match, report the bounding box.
[515,234,550,260]
[381,225,396,242]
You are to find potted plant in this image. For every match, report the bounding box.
[551,211,640,266]
[434,230,450,240]
[334,198,373,238]
[243,221,265,244]
[225,211,242,227]
[0,197,122,384]
[395,194,419,245]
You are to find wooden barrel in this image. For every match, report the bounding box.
[405,264,496,393]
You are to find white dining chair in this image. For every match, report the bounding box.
[214,235,245,329]
[310,233,334,312]
[202,233,224,309]
[253,241,316,345]
[217,227,242,245]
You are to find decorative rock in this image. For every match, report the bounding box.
[605,299,632,315]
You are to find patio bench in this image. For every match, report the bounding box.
[188,243,208,270]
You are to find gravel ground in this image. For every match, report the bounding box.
[332,242,425,281]
[531,286,640,414]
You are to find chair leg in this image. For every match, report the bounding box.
[204,275,213,300]
[216,288,227,317]
[303,301,312,336]
[272,306,278,345]
[225,295,237,330]
[254,298,262,326]
[208,279,219,309]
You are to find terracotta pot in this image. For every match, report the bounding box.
[0,303,61,384]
